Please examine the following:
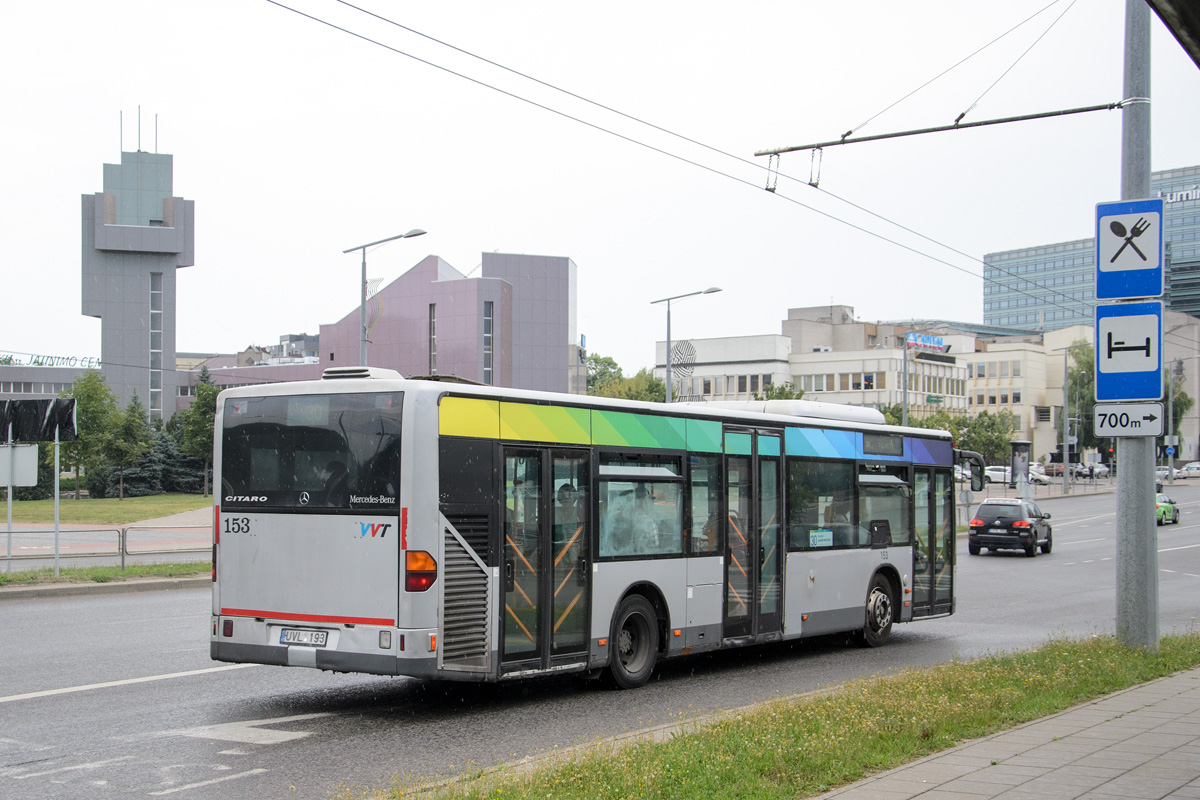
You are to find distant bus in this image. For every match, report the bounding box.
[211,367,983,688]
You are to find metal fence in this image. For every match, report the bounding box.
[4,525,209,572]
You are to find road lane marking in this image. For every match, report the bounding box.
[12,755,133,779]
[148,768,268,795]
[1160,543,1200,553]
[0,664,258,705]
[1058,538,1107,545]
[1054,514,1115,528]
[169,712,331,744]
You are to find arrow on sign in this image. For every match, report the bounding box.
[1143,413,1158,422]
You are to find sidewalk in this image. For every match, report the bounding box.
[816,667,1200,800]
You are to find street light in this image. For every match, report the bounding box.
[343,229,427,366]
[1052,342,1091,495]
[1166,354,1200,484]
[651,287,721,403]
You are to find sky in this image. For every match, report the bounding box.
[2,0,1199,376]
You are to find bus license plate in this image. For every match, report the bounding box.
[280,629,328,647]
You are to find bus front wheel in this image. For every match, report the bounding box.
[858,574,895,647]
[609,595,659,689]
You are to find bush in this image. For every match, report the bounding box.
[86,463,112,499]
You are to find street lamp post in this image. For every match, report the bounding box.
[343,229,427,366]
[1054,343,1090,495]
[651,287,721,403]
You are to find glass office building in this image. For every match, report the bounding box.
[984,165,1200,330]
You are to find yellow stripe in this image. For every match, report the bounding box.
[439,397,500,438]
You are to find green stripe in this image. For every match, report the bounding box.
[592,409,687,449]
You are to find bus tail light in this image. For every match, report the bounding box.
[405,550,437,592]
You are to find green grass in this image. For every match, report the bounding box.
[2,493,211,525]
[359,634,1200,800]
[0,561,211,587]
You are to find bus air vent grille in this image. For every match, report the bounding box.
[442,525,489,666]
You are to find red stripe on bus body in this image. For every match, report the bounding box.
[220,608,395,627]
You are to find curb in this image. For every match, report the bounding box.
[0,576,211,601]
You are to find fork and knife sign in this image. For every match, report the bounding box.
[1110,217,1150,263]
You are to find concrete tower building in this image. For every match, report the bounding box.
[81,151,194,420]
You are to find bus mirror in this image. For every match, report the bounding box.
[955,449,986,493]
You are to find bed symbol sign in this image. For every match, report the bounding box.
[1095,301,1162,402]
[1095,198,1164,300]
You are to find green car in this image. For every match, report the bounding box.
[1155,493,1180,525]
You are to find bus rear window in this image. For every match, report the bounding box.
[221,392,402,510]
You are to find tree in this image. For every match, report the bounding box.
[1066,343,1099,452]
[1166,364,1195,457]
[958,409,1019,464]
[104,393,153,500]
[753,382,804,401]
[58,370,119,500]
[586,354,623,395]
[180,369,218,495]
[596,368,666,403]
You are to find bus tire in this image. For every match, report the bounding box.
[609,595,659,689]
[859,573,894,647]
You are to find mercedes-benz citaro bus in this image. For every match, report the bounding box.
[211,367,984,689]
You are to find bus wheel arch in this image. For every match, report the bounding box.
[608,586,665,689]
[857,570,897,648]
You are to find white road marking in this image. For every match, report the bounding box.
[0,664,258,705]
[1054,514,1115,528]
[1058,538,1107,545]
[169,712,331,744]
[1160,542,1200,553]
[148,768,268,795]
[12,755,133,779]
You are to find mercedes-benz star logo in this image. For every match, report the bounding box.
[300,492,310,505]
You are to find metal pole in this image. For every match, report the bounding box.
[1116,0,1157,652]
[359,247,368,367]
[53,426,60,578]
[1063,354,1070,495]
[1168,361,1175,484]
[901,339,909,427]
[5,422,11,574]
[665,300,673,403]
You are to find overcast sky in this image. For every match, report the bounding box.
[3,0,1199,375]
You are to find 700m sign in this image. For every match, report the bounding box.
[1094,403,1163,437]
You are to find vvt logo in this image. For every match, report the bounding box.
[359,522,392,538]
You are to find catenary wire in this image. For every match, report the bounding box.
[274,0,1101,322]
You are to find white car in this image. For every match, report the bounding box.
[1027,470,1050,485]
[984,466,1011,484]
[1182,462,1200,479]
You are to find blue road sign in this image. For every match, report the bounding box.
[1167,446,1176,456]
[1095,198,1164,300]
[1095,301,1163,402]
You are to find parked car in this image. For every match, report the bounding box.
[1156,493,1181,525]
[1183,462,1200,479]
[1155,466,1184,481]
[969,498,1052,557]
[984,466,1011,484]
[1044,463,1065,477]
[1027,470,1050,485]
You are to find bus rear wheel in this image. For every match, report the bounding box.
[609,595,658,689]
[858,574,894,647]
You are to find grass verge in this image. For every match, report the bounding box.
[0,561,210,587]
[363,634,1200,800]
[3,493,211,525]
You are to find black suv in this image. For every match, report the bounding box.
[968,498,1052,557]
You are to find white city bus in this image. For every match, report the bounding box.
[211,367,983,688]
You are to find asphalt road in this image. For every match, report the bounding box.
[1,485,1198,799]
